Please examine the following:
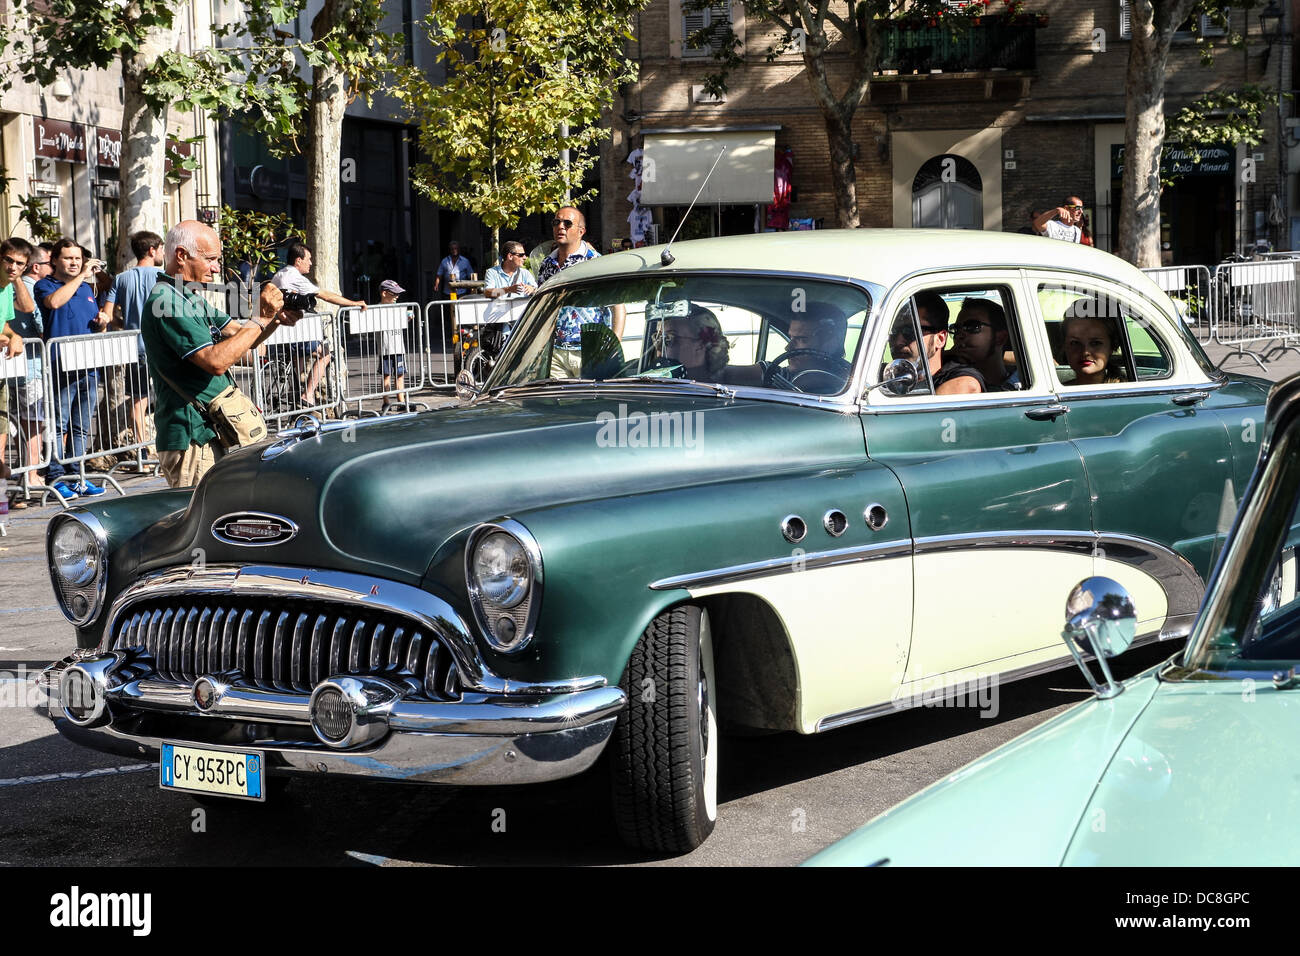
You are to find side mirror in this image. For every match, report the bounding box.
[1061,576,1137,699]
[875,358,919,396]
[455,368,480,402]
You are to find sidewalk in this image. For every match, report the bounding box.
[1206,340,1300,384]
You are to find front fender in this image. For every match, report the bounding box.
[60,489,195,649]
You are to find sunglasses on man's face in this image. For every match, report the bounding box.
[890,325,943,342]
[553,218,576,229]
[950,320,992,336]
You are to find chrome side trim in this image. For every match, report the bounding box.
[649,540,913,591]
[912,530,1203,641]
[815,627,1172,732]
[100,565,603,697]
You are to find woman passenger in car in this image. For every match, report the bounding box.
[1061,305,1128,386]
[662,306,732,382]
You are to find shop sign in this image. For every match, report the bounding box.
[1112,144,1234,178]
[94,128,122,169]
[33,118,87,163]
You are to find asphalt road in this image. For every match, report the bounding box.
[0,478,1177,866]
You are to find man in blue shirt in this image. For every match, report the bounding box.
[106,230,164,454]
[34,238,110,498]
[434,240,474,296]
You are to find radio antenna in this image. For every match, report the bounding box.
[660,145,727,267]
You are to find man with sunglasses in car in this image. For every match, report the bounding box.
[1033,196,1084,243]
[887,291,984,395]
[948,298,1018,392]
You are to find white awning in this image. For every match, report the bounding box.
[641,127,777,206]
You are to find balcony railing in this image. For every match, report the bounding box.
[876,22,1038,74]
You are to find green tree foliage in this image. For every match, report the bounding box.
[394,0,648,260]
[1118,0,1273,265]
[12,195,62,241]
[216,206,305,282]
[0,0,311,151]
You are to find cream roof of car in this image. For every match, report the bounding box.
[546,228,1160,298]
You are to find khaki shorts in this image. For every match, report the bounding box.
[0,381,8,434]
[158,441,223,488]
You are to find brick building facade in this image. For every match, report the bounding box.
[602,1,1296,265]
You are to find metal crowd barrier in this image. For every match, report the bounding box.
[247,310,344,431]
[450,295,528,383]
[1211,259,1300,369]
[423,299,455,387]
[1141,265,1214,344]
[337,303,430,415]
[1,338,54,509]
[46,330,162,499]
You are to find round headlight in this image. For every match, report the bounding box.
[471,532,530,608]
[52,520,99,588]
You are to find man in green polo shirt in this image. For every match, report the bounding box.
[143,220,300,488]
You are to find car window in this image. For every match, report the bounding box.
[487,274,872,397]
[1039,282,1174,387]
[879,285,1027,396]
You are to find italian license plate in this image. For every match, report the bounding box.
[160,742,265,801]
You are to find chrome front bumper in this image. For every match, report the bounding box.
[39,653,626,786]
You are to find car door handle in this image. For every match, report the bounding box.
[1024,404,1069,421]
[1172,391,1209,407]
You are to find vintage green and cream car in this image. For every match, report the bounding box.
[806,372,1300,867]
[40,230,1267,854]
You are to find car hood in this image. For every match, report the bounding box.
[805,671,1300,866]
[144,392,858,585]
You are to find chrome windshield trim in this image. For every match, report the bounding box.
[100,565,604,697]
[649,540,912,591]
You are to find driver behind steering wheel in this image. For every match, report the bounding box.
[788,315,849,377]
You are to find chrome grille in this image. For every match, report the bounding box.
[111,597,460,700]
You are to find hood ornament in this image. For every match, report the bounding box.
[212,512,299,546]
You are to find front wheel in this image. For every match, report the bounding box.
[610,605,718,854]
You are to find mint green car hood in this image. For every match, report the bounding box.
[806,670,1300,866]
[147,393,862,585]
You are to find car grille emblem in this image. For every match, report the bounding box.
[211,512,299,547]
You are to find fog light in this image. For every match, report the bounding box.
[60,666,104,726]
[311,687,352,743]
[70,593,89,618]
[495,617,517,645]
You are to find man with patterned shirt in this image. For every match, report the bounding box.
[537,206,624,377]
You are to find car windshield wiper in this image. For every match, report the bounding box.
[490,377,598,394]
[603,376,737,398]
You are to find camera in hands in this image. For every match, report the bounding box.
[281,291,317,312]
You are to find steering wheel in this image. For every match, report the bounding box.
[763,349,853,393]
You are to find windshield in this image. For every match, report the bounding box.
[483,274,872,397]
[1181,416,1300,674]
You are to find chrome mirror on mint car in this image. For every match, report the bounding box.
[876,358,920,396]
[1061,576,1137,699]
[455,367,481,402]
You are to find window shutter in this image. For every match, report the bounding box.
[1119,0,1131,40]
[683,3,731,57]
[1200,10,1228,37]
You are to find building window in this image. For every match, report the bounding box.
[912,155,983,230]
[683,3,731,57]
[1119,2,1228,40]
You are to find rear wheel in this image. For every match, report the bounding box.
[610,605,718,853]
